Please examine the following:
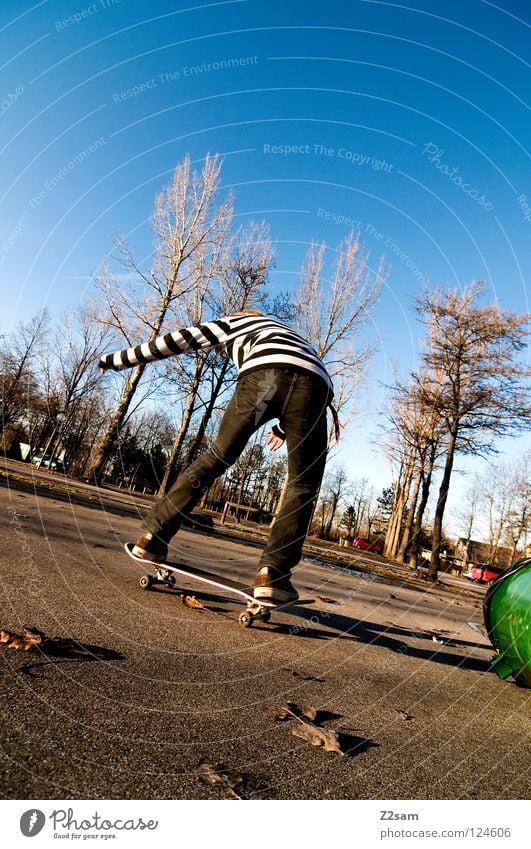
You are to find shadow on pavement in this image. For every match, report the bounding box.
[338,732,381,758]
[277,606,493,673]
[17,641,125,678]
[144,579,493,675]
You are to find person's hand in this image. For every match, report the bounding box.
[266,428,284,452]
[95,355,107,375]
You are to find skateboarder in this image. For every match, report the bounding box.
[98,311,337,604]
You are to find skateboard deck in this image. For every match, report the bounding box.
[124,543,313,627]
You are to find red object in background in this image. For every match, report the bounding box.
[351,537,382,554]
[468,563,505,583]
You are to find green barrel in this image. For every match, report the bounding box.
[483,557,531,688]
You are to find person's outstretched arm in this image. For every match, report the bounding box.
[98,318,232,371]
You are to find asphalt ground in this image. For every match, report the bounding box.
[0,472,530,801]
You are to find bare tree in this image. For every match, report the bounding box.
[86,154,233,481]
[318,466,350,538]
[476,454,531,564]
[296,231,386,436]
[156,220,276,493]
[104,409,174,491]
[453,477,482,558]
[504,451,531,560]
[339,477,375,539]
[382,440,416,560]
[379,370,444,564]
[35,306,113,471]
[0,309,50,451]
[262,455,288,514]
[395,377,446,565]
[374,485,395,536]
[413,283,530,578]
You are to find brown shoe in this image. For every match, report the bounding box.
[131,532,168,563]
[253,567,299,604]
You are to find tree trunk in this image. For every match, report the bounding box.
[384,456,414,558]
[324,495,340,538]
[157,363,205,495]
[270,472,289,529]
[88,285,178,483]
[183,361,229,467]
[408,465,433,568]
[429,428,457,578]
[397,463,422,562]
[85,364,146,481]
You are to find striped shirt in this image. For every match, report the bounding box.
[99,313,334,393]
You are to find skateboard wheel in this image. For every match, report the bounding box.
[260,610,271,623]
[239,611,253,628]
[139,575,152,590]
[166,575,176,586]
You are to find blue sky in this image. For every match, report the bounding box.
[1,0,529,527]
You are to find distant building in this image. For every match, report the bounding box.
[454,537,513,569]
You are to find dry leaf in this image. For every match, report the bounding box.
[272,706,293,722]
[0,626,76,653]
[300,704,318,722]
[181,595,205,609]
[272,702,318,722]
[0,627,42,651]
[292,722,344,755]
[394,708,414,721]
[21,633,43,650]
[8,636,26,651]
[195,759,244,795]
[318,596,338,604]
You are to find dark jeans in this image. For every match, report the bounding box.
[143,367,331,576]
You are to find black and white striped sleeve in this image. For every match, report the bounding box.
[98,319,231,371]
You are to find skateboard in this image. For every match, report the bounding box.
[124,543,313,627]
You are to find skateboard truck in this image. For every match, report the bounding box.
[238,602,272,628]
